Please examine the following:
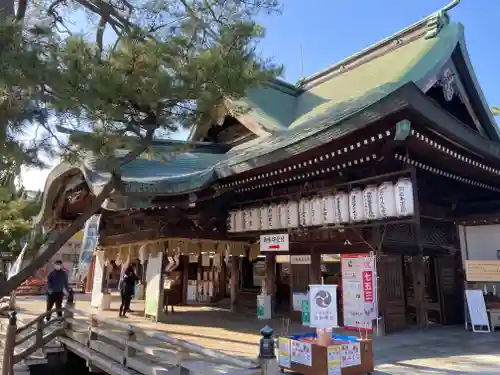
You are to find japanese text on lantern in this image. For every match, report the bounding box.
[362,271,373,303]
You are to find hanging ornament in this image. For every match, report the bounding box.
[334,192,350,223]
[260,205,269,230]
[363,185,379,221]
[234,210,244,232]
[349,188,364,222]
[378,182,397,218]
[250,207,260,231]
[323,194,336,224]
[311,196,323,226]
[394,178,415,217]
[279,203,288,229]
[287,201,299,228]
[139,244,147,265]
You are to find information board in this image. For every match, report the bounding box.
[290,340,312,366]
[327,345,341,375]
[341,254,377,330]
[465,289,491,333]
[260,234,289,252]
[340,342,361,367]
[278,338,291,367]
[465,260,500,282]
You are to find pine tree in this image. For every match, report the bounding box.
[0,0,283,297]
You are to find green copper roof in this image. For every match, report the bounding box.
[216,19,463,176]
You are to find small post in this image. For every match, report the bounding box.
[258,326,277,375]
[35,318,44,348]
[124,328,136,367]
[7,291,15,311]
[2,311,17,375]
[64,290,75,332]
[86,316,98,368]
[87,317,98,348]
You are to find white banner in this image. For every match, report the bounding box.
[309,284,338,328]
[90,250,105,308]
[75,215,101,282]
[8,243,28,279]
[341,255,377,330]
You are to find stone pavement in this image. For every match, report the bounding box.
[14,294,500,374]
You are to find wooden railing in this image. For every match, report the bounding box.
[1,292,268,375]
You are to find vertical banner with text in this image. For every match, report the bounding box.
[341,254,377,331]
[75,215,101,282]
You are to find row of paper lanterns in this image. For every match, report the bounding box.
[227,178,414,232]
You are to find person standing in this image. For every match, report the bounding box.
[46,260,70,322]
[119,264,138,318]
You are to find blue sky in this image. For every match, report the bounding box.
[21,0,500,190]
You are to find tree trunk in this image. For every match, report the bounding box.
[0,181,114,298]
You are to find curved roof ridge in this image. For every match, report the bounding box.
[298,1,460,89]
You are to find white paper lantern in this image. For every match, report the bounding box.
[250,208,260,231]
[349,189,364,222]
[234,210,244,232]
[287,201,299,228]
[270,204,280,229]
[378,182,397,218]
[334,192,350,223]
[260,206,269,230]
[311,196,323,226]
[363,185,379,221]
[395,178,415,217]
[227,211,236,232]
[279,203,288,229]
[299,198,313,227]
[323,195,335,224]
[242,208,251,231]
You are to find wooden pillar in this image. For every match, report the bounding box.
[411,169,427,329]
[309,249,321,285]
[265,253,276,312]
[86,255,96,293]
[230,255,240,311]
[413,225,427,329]
[181,255,189,305]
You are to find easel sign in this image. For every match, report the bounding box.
[465,289,491,333]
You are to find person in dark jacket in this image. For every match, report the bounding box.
[119,264,138,318]
[46,260,70,322]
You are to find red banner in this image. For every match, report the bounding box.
[362,271,374,302]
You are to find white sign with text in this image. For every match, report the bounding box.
[260,234,289,252]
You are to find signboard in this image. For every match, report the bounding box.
[75,215,101,282]
[341,254,377,330]
[465,260,500,282]
[291,255,311,265]
[90,250,105,308]
[309,284,338,328]
[290,340,312,366]
[327,346,341,375]
[0,252,13,260]
[340,342,361,368]
[145,252,164,319]
[465,289,491,333]
[260,234,289,252]
[278,338,291,368]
